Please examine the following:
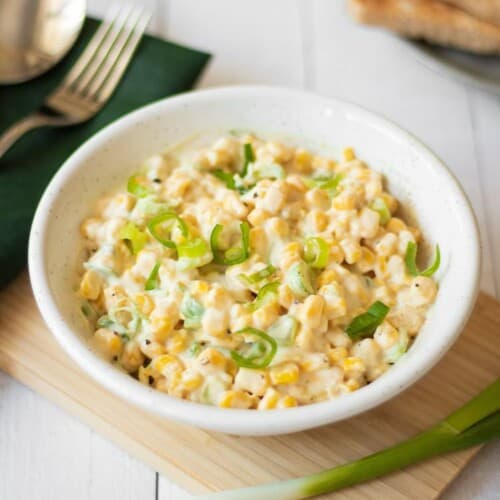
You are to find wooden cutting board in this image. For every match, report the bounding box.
[0,273,499,499]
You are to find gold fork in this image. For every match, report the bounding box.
[0,4,151,159]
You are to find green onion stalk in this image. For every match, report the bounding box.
[198,379,500,500]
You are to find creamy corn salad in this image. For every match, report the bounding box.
[78,134,440,410]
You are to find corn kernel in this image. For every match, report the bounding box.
[103,285,128,309]
[206,286,232,309]
[317,269,337,288]
[253,302,280,330]
[277,395,298,408]
[267,217,289,238]
[134,293,154,315]
[258,388,280,410]
[191,280,210,295]
[80,270,102,300]
[139,339,166,358]
[234,368,269,396]
[94,328,123,359]
[343,147,355,161]
[166,331,188,354]
[150,316,175,342]
[380,192,398,213]
[299,295,325,331]
[386,217,407,234]
[278,284,294,309]
[294,325,314,350]
[152,354,184,376]
[309,210,328,232]
[328,346,348,364]
[356,247,376,273]
[80,217,100,239]
[300,353,329,372]
[180,370,203,391]
[198,347,227,370]
[345,379,361,391]
[247,208,270,226]
[340,239,362,264]
[375,255,388,278]
[280,242,302,271]
[294,148,313,173]
[342,356,365,377]
[312,156,336,171]
[249,227,267,255]
[305,188,330,210]
[219,390,254,409]
[139,365,159,386]
[269,362,300,385]
[120,342,145,373]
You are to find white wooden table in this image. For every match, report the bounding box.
[1,1,499,498]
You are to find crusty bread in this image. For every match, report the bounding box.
[348,0,500,54]
[443,0,500,28]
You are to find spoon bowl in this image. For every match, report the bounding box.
[0,0,86,84]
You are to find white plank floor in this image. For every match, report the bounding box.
[1,1,499,498]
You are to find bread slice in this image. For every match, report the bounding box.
[348,0,500,54]
[442,0,500,28]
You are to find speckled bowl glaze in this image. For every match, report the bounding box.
[29,86,480,436]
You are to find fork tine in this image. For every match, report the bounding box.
[62,4,120,88]
[85,7,145,98]
[73,4,135,94]
[96,9,151,104]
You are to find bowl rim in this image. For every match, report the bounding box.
[28,85,481,436]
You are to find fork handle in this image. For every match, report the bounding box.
[0,113,68,159]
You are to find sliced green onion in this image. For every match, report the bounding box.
[230,327,277,369]
[97,315,114,330]
[211,168,254,194]
[97,306,141,337]
[119,222,148,255]
[247,281,280,312]
[147,212,188,249]
[127,174,153,198]
[198,380,500,499]
[177,238,209,259]
[188,341,202,357]
[81,303,92,317]
[268,315,298,347]
[211,169,236,190]
[241,142,255,177]
[370,197,391,225]
[253,163,285,180]
[405,242,441,277]
[144,261,161,291]
[285,261,314,298]
[384,329,409,364]
[177,238,212,270]
[80,302,97,321]
[304,174,343,196]
[83,261,116,278]
[239,264,276,285]
[133,196,174,217]
[210,222,250,266]
[304,237,329,269]
[346,301,389,340]
[180,292,204,329]
[421,245,441,277]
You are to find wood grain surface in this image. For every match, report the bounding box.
[0,273,498,498]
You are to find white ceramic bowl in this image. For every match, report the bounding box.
[29,86,480,436]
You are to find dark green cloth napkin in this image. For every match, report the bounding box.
[0,18,210,289]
